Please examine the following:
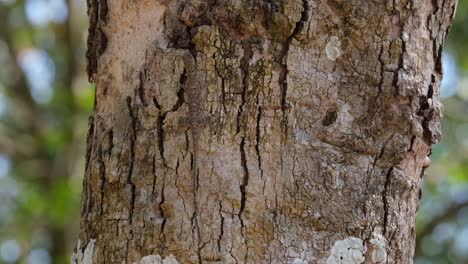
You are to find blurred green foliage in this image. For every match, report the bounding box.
[0,0,91,262]
[0,0,466,263]
[447,0,468,69]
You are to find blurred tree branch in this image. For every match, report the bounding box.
[416,197,468,255]
[0,7,42,134]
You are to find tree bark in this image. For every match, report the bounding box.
[76,0,456,263]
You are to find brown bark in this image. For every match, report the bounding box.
[76,0,456,263]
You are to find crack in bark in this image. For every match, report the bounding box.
[153,68,187,167]
[255,104,263,179]
[197,241,208,264]
[238,137,249,230]
[377,45,386,98]
[97,129,113,217]
[236,43,251,135]
[365,135,393,216]
[159,169,167,238]
[278,0,309,134]
[149,68,188,246]
[152,96,161,110]
[107,128,114,157]
[151,154,157,195]
[85,116,95,170]
[137,71,148,106]
[82,116,96,217]
[174,69,188,112]
[217,201,224,253]
[157,114,167,166]
[126,97,137,224]
[235,41,253,241]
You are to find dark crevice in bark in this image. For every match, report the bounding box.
[237,43,251,135]
[195,168,200,192]
[217,201,224,252]
[157,113,167,166]
[255,104,263,179]
[430,0,443,75]
[374,135,393,168]
[235,40,252,236]
[428,74,435,99]
[86,0,108,81]
[418,92,436,144]
[174,69,187,112]
[365,135,393,216]
[278,0,309,134]
[190,152,194,176]
[82,116,96,218]
[221,77,227,113]
[124,240,130,264]
[382,167,393,235]
[188,206,202,263]
[138,71,148,106]
[152,96,161,110]
[154,68,187,167]
[238,137,249,229]
[322,109,338,126]
[151,154,157,195]
[84,115,95,170]
[107,128,114,157]
[435,45,443,74]
[409,135,417,153]
[418,96,431,114]
[377,45,385,98]
[184,128,190,153]
[188,166,201,257]
[159,171,167,237]
[126,97,137,224]
[197,241,209,264]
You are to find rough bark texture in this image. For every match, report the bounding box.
[77,0,456,263]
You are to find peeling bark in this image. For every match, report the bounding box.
[78,0,456,263]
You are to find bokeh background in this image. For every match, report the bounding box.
[0,0,466,263]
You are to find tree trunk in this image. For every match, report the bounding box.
[75,0,456,263]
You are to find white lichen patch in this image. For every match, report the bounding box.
[71,239,96,264]
[402,31,409,42]
[325,36,343,61]
[368,229,387,263]
[326,237,366,264]
[135,254,179,264]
